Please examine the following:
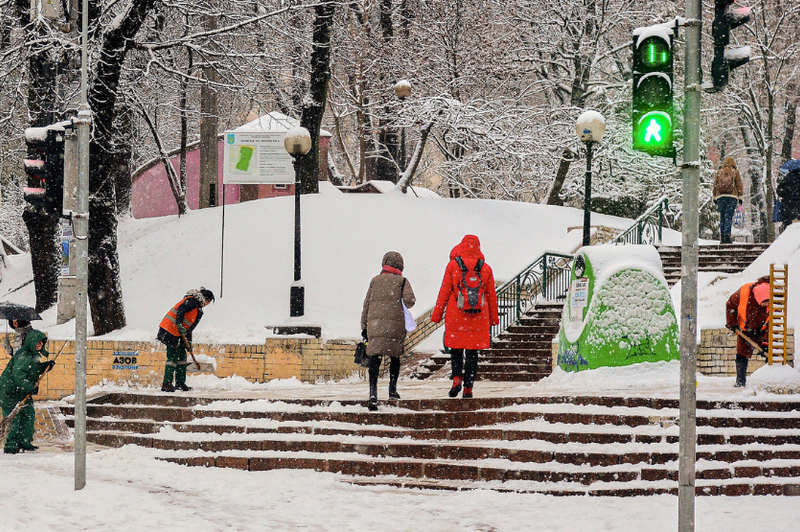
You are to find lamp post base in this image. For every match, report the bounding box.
[290,284,305,317]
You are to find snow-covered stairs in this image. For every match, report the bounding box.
[659,243,771,287]
[60,392,800,496]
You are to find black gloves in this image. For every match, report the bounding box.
[45,360,56,371]
[361,329,368,341]
[32,385,39,395]
[738,198,743,205]
[744,328,757,338]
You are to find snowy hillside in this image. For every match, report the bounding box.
[1,184,682,344]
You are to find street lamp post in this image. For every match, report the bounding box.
[394,80,412,171]
[575,111,606,247]
[284,127,312,317]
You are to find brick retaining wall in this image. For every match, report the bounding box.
[1,335,365,400]
[699,328,794,376]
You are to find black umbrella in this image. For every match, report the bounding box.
[0,302,42,321]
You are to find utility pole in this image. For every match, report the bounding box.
[73,0,91,491]
[199,10,219,209]
[679,0,702,529]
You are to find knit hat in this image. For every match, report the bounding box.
[753,283,770,304]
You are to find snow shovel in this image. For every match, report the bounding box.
[0,341,67,444]
[732,327,769,360]
[178,329,214,373]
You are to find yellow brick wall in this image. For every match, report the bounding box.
[1,334,365,400]
[699,328,795,376]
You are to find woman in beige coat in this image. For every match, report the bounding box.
[361,251,416,411]
[712,156,744,244]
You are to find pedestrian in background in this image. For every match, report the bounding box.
[431,235,498,399]
[726,276,770,387]
[712,156,744,244]
[156,288,214,392]
[3,319,32,356]
[360,251,416,411]
[0,329,53,453]
[777,169,800,225]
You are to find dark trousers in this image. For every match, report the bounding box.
[450,349,479,388]
[735,354,749,386]
[1,398,35,451]
[717,197,738,243]
[368,355,400,397]
[163,344,189,387]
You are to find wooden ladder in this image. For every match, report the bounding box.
[768,264,789,365]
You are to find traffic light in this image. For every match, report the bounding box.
[24,123,66,217]
[632,25,675,157]
[710,0,751,91]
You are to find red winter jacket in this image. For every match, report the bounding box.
[431,235,499,349]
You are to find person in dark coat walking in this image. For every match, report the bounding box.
[431,235,499,399]
[726,276,770,387]
[0,329,53,453]
[360,251,416,411]
[157,288,214,392]
[777,169,800,225]
[712,156,744,244]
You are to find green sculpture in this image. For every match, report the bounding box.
[557,245,679,371]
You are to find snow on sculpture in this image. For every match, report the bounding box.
[556,244,679,371]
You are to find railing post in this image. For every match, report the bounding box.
[543,254,549,301]
[515,275,521,325]
[658,198,665,244]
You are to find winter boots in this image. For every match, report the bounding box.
[175,383,192,392]
[463,387,473,399]
[161,383,175,393]
[449,376,463,398]
[388,357,401,400]
[368,355,380,411]
[734,354,749,387]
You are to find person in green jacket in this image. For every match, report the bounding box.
[0,329,53,454]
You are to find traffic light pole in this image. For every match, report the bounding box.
[74,0,91,492]
[679,0,701,530]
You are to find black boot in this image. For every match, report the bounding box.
[388,357,401,400]
[175,383,192,392]
[20,444,39,452]
[734,354,748,387]
[368,355,381,411]
[161,383,175,392]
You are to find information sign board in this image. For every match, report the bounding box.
[222,130,294,184]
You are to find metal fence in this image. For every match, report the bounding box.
[611,196,670,246]
[490,253,573,339]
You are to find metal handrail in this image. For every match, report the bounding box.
[490,253,573,339]
[612,196,669,245]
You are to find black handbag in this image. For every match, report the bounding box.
[354,341,370,368]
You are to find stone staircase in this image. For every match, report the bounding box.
[659,242,771,287]
[61,392,800,496]
[411,303,563,382]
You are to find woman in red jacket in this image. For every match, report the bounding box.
[431,235,499,398]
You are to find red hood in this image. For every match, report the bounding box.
[449,235,485,262]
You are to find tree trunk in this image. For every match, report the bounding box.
[199,12,219,209]
[738,116,768,242]
[781,83,798,163]
[85,0,157,334]
[297,0,336,194]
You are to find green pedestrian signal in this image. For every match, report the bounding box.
[632,25,676,158]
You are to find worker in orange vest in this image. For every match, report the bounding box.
[725,276,770,387]
[156,288,214,392]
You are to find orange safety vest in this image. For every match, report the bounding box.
[160,297,199,337]
[737,283,769,331]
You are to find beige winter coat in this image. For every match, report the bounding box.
[712,156,744,200]
[360,252,416,358]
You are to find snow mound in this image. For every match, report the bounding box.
[531,360,680,393]
[186,374,309,391]
[748,364,800,394]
